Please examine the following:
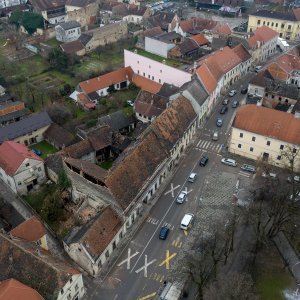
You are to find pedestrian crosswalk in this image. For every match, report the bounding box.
[238,171,252,178]
[195,140,224,153]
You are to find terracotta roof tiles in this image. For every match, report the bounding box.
[132,74,162,94]
[196,63,217,93]
[10,217,46,242]
[190,33,209,46]
[233,105,300,145]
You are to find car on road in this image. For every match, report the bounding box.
[241,88,248,94]
[220,105,228,114]
[127,100,134,107]
[159,226,169,240]
[188,172,197,183]
[223,98,229,105]
[32,149,42,156]
[212,131,218,141]
[255,66,263,72]
[232,100,239,108]
[216,118,223,127]
[180,213,194,230]
[229,90,237,97]
[199,156,209,166]
[176,191,187,204]
[287,175,300,183]
[240,164,256,173]
[221,158,237,167]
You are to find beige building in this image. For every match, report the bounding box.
[247,9,300,41]
[229,105,300,172]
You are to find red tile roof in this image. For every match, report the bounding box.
[79,67,134,94]
[0,141,43,176]
[132,74,162,94]
[213,23,232,35]
[0,278,44,300]
[10,216,46,242]
[190,33,209,46]
[196,63,217,93]
[232,44,252,62]
[247,26,278,49]
[233,105,300,144]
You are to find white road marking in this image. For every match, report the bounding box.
[217,145,223,153]
[146,217,159,225]
[117,248,139,269]
[203,141,209,149]
[135,255,156,278]
[164,183,180,197]
[183,187,193,194]
[238,171,251,178]
[197,140,201,147]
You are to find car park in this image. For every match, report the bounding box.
[199,156,209,166]
[241,88,248,94]
[232,100,239,108]
[180,213,194,230]
[188,172,197,183]
[32,149,42,156]
[216,118,223,127]
[220,105,228,114]
[176,191,187,204]
[221,158,237,167]
[223,98,229,105]
[127,100,134,107]
[240,164,256,173]
[287,175,300,183]
[229,90,237,97]
[159,226,169,240]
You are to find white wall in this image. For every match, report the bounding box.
[145,37,175,58]
[123,15,143,24]
[57,274,85,300]
[124,49,191,87]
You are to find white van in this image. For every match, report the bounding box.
[180,213,194,230]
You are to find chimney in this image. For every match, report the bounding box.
[295,111,300,119]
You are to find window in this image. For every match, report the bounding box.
[277,155,281,160]
[271,22,274,26]
[143,72,145,76]
[148,75,150,79]
[250,147,254,152]
[75,284,79,291]
[152,76,154,80]
[67,294,71,300]
[137,60,139,64]
[25,163,29,167]
[238,144,242,148]
[137,70,140,74]
[267,141,271,146]
[267,22,269,26]
[78,247,82,252]
[70,278,73,283]
[119,232,123,239]
[18,182,21,185]
[263,21,265,25]
[149,65,151,69]
[160,70,162,73]
[293,148,297,153]
[271,95,274,99]
[257,20,261,25]
[265,93,268,96]
[252,137,256,142]
[159,79,161,83]
[288,25,291,30]
[239,133,243,138]
[61,289,64,295]
[275,23,278,27]
[280,145,284,150]
[281,24,284,28]
[279,97,282,101]
[105,250,109,258]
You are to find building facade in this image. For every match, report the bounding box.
[55,21,81,42]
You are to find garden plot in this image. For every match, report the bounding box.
[29,74,64,90]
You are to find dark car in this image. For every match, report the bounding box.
[216,118,223,127]
[241,88,248,94]
[220,105,228,114]
[159,226,169,240]
[199,156,209,166]
[232,100,239,108]
[32,148,42,156]
[240,164,256,173]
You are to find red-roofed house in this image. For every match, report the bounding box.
[0,278,44,300]
[0,141,46,195]
[10,216,48,250]
[78,66,133,99]
[247,26,278,63]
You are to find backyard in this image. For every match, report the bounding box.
[29,140,58,159]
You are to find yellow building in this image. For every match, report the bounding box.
[247,9,300,41]
[229,104,300,172]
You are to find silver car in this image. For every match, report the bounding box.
[176,191,187,204]
[221,158,237,167]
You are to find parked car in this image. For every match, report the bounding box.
[199,156,209,166]
[262,172,277,179]
[255,66,263,72]
[223,98,229,105]
[228,90,237,97]
[32,149,42,156]
[180,213,194,230]
[127,100,134,107]
[159,226,169,240]
[221,158,237,167]
[216,118,223,127]
[240,164,256,173]
[220,105,228,114]
[232,100,239,108]
[176,191,187,204]
[212,131,218,141]
[241,87,248,94]
[188,172,197,183]
[287,175,300,183]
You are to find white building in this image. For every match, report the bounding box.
[229,104,300,172]
[0,0,25,8]
[0,141,46,195]
[55,20,81,42]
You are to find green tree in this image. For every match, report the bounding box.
[10,11,43,35]
[48,49,69,71]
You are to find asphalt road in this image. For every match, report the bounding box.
[85,74,256,300]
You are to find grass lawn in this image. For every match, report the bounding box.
[30,140,58,159]
[18,55,49,77]
[255,245,295,300]
[133,48,183,68]
[100,160,114,170]
[43,38,62,48]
